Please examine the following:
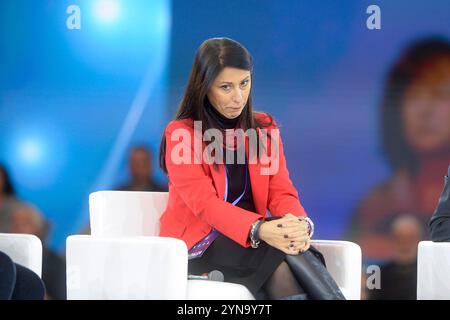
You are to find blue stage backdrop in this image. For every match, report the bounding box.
[1,0,449,256]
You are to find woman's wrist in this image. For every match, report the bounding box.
[249,220,263,248]
[254,220,263,241]
[298,216,314,238]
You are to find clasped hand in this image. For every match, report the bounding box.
[258,213,310,255]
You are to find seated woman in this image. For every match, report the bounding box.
[158,37,344,300]
[430,165,450,241]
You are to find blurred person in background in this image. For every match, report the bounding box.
[9,203,66,300]
[347,38,450,260]
[0,163,21,233]
[117,145,167,192]
[368,215,423,300]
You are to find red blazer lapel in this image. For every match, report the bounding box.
[209,161,226,201]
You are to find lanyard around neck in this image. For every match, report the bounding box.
[224,163,248,206]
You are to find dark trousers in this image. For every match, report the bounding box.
[0,250,45,300]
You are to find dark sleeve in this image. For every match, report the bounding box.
[429,165,450,242]
[41,248,67,300]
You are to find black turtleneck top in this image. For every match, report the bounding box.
[205,101,256,213]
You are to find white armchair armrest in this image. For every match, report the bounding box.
[418,241,450,300]
[66,235,188,300]
[311,240,362,300]
[0,233,42,277]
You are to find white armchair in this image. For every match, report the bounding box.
[66,191,361,300]
[0,233,42,277]
[417,241,450,299]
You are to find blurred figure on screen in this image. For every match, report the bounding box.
[347,38,450,260]
[9,203,66,300]
[0,163,21,233]
[117,145,167,192]
[368,215,422,300]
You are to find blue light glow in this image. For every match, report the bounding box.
[93,0,121,24]
[6,121,67,190]
[18,138,43,165]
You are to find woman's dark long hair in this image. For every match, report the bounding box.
[381,37,450,174]
[0,163,16,196]
[159,37,274,173]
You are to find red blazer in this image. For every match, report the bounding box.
[159,112,307,250]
